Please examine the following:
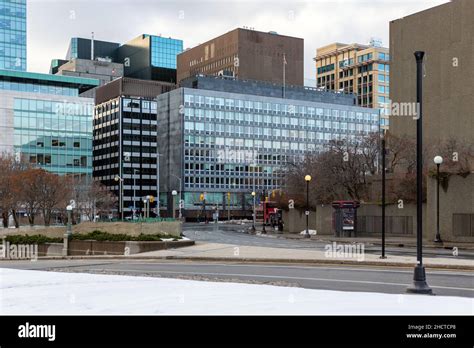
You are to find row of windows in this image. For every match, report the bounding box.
[184,108,378,123]
[317,63,335,74]
[183,134,375,150]
[15,98,93,115]
[14,133,92,150]
[0,19,26,32]
[357,53,373,63]
[184,95,376,118]
[184,122,376,135]
[1,82,79,96]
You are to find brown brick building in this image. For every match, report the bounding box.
[177,28,304,86]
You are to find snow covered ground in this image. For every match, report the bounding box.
[0,268,472,315]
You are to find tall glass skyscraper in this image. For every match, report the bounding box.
[0,0,26,71]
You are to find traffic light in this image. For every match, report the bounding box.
[200,193,204,201]
[149,196,155,203]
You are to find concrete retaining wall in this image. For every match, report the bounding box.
[426,174,474,243]
[37,240,194,256]
[1,221,182,239]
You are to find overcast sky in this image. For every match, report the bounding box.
[27,0,449,80]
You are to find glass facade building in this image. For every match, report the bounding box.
[13,98,94,175]
[0,70,98,177]
[157,76,380,218]
[149,35,183,69]
[0,0,26,71]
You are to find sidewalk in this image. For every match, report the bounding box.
[126,242,474,271]
[257,230,474,250]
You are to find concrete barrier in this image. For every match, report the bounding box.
[37,240,194,257]
[0,221,182,239]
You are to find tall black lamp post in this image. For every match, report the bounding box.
[261,189,266,234]
[434,156,443,243]
[407,51,432,295]
[381,136,387,259]
[304,175,312,238]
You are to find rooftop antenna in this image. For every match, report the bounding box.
[91,32,95,60]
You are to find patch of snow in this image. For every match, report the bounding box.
[0,269,472,315]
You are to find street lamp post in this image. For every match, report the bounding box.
[305,175,312,239]
[62,205,73,256]
[261,189,266,234]
[114,175,124,221]
[381,136,387,259]
[251,191,256,234]
[133,169,140,220]
[171,174,183,220]
[407,51,432,295]
[434,156,443,243]
[171,190,177,219]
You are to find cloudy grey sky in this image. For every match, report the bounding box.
[27,0,449,80]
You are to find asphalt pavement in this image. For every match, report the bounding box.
[183,223,474,260]
[1,259,472,298]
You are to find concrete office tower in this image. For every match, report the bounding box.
[390,0,473,144]
[177,28,304,86]
[0,0,27,71]
[389,0,474,243]
[315,41,390,130]
[93,77,176,217]
[157,75,379,219]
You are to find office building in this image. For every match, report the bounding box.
[0,69,99,177]
[390,0,473,242]
[177,28,304,86]
[389,0,473,143]
[51,58,124,98]
[50,34,183,85]
[314,41,390,130]
[116,34,183,82]
[93,77,176,217]
[0,0,27,71]
[157,75,380,218]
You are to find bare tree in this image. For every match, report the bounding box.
[36,171,72,226]
[73,177,117,221]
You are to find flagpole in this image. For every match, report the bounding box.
[283,53,286,98]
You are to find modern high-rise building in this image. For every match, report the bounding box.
[157,75,379,219]
[50,34,183,85]
[177,28,304,86]
[314,41,390,130]
[93,77,176,217]
[0,0,27,71]
[0,69,99,178]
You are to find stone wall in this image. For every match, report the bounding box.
[0,221,182,238]
[426,174,474,243]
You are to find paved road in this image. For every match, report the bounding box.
[183,223,474,260]
[1,259,472,298]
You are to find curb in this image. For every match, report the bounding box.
[9,254,472,271]
[261,234,474,250]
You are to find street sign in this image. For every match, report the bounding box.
[305,211,310,216]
